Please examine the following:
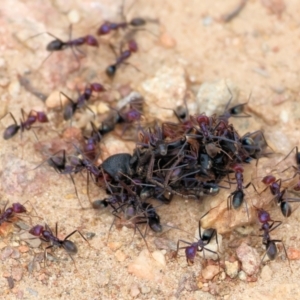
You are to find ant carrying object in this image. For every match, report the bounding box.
[2,109,48,140]
[29,223,89,268]
[176,220,219,265]
[62,82,105,121]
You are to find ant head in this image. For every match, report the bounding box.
[97,22,111,35]
[12,203,26,213]
[29,224,44,236]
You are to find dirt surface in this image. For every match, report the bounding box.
[1,0,300,299]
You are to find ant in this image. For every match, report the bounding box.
[62,82,105,121]
[29,223,89,268]
[106,39,138,78]
[97,18,147,36]
[226,164,251,217]
[255,208,289,265]
[97,0,157,36]
[83,122,102,160]
[30,26,99,69]
[0,202,27,226]
[261,175,300,217]
[2,109,48,140]
[176,220,219,265]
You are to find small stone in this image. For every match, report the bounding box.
[287,247,300,260]
[141,65,186,121]
[68,9,80,23]
[236,242,260,275]
[260,265,272,281]
[159,32,176,48]
[46,90,66,108]
[11,249,20,259]
[8,80,21,97]
[141,285,151,294]
[238,271,247,281]
[26,288,38,297]
[201,265,220,280]
[127,249,164,281]
[0,241,7,250]
[152,250,166,267]
[107,241,122,251]
[115,250,126,262]
[0,77,9,87]
[1,246,14,260]
[196,79,239,117]
[11,267,23,282]
[225,261,239,279]
[219,271,226,280]
[97,102,110,114]
[130,284,140,297]
[19,232,41,248]
[0,101,8,118]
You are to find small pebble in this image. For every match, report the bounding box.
[130,284,140,297]
[97,102,110,114]
[8,80,20,97]
[107,241,122,251]
[26,288,38,297]
[46,90,66,108]
[11,249,20,259]
[6,277,14,289]
[68,9,80,23]
[115,250,126,262]
[260,265,272,281]
[238,271,247,281]
[1,246,14,260]
[160,32,176,48]
[11,267,23,282]
[287,247,300,260]
[152,250,166,267]
[141,285,151,294]
[225,261,239,279]
[201,265,220,280]
[236,242,260,275]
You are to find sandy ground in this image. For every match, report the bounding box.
[1,0,300,299]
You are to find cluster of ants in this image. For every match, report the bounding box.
[1,0,300,279]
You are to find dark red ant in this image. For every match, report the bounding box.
[2,109,48,140]
[83,122,102,160]
[255,208,289,265]
[0,202,27,226]
[106,39,138,78]
[62,82,105,121]
[226,164,251,217]
[97,18,147,35]
[261,175,300,217]
[97,0,157,36]
[30,27,99,69]
[29,223,89,268]
[176,220,219,265]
